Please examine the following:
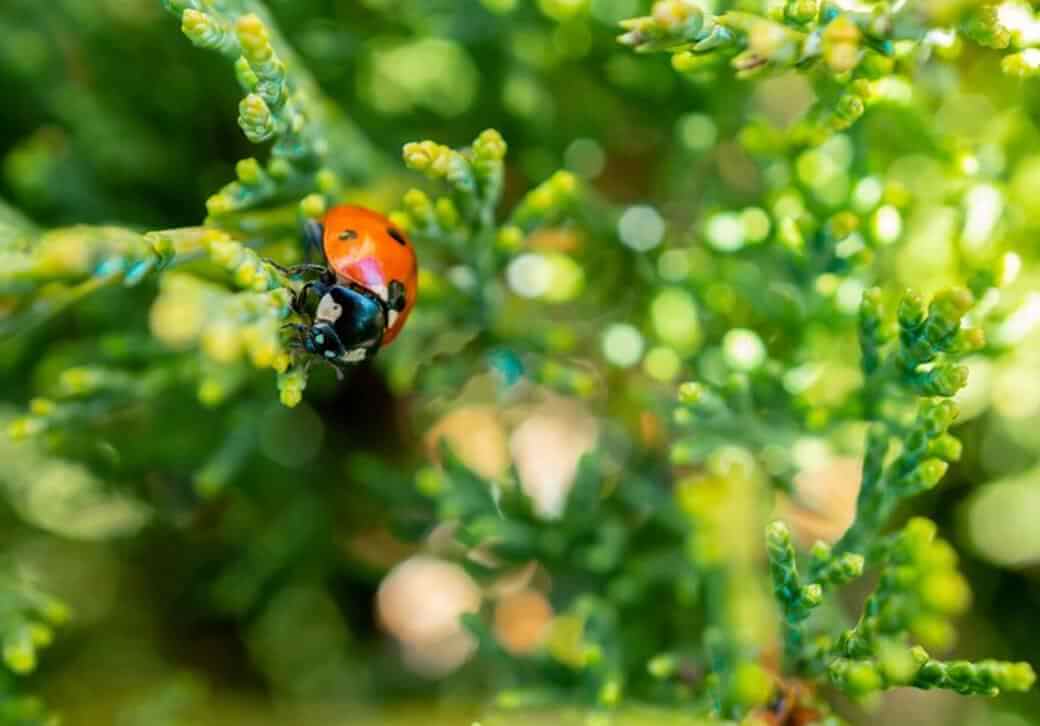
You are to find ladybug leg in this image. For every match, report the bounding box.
[289,286,311,320]
[387,280,407,312]
[283,269,338,325]
[289,279,330,320]
[261,258,298,276]
[263,258,331,295]
[282,327,310,357]
[262,258,289,275]
[269,262,329,278]
[386,280,407,327]
[318,357,346,381]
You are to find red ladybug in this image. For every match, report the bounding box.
[280,205,418,373]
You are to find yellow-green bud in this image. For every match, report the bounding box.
[898,291,926,329]
[785,0,818,24]
[878,642,918,685]
[648,653,679,679]
[919,571,970,616]
[27,624,53,648]
[778,216,805,254]
[473,128,507,162]
[300,193,326,219]
[206,192,236,216]
[234,56,259,89]
[59,367,101,395]
[7,418,44,440]
[435,197,460,229]
[834,659,881,697]
[387,211,412,232]
[497,225,524,252]
[910,614,955,651]
[181,9,235,53]
[236,158,263,185]
[598,678,622,706]
[268,158,292,179]
[316,168,340,194]
[730,661,772,708]
[678,381,705,405]
[277,368,306,408]
[3,629,36,675]
[28,398,55,416]
[907,459,948,492]
[238,93,275,143]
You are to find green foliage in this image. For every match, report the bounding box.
[1,0,1040,724]
[161,0,382,219]
[0,568,66,726]
[619,0,1028,141]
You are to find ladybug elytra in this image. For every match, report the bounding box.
[279,205,418,374]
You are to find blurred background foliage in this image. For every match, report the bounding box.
[3,0,1040,724]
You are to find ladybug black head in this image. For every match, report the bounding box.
[304,321,342,359]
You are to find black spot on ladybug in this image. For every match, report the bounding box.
[338,229,358,241]
[387,227,407,246]
[388,280,407,311]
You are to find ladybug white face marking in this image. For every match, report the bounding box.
[342,348,367,363]
[316,293,343,323]
[387,310,399,328]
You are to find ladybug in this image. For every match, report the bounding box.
[278,205,418,375]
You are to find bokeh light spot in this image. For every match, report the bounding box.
[651,288,701,350]
[644,346,682,382]
[722,329,765,371]
[657,249,690,282]
[507,253,552,298]
[618,205,665,252]
[677,113,718,152]
[705,213,745,252]
[564,138,606,179]
[602,323,644,367]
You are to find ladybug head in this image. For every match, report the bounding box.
[308,285,386,362]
